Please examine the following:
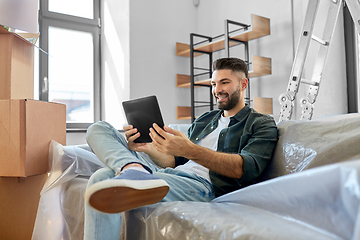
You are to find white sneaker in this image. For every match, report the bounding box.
[85,169,169,213]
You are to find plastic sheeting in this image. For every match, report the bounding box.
[215,159,360,240]
[32,114,360,240]
[259,113,360,181]
[120,159,360,240]
[32,141,106,240]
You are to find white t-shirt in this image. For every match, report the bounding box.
[175,115,231,182]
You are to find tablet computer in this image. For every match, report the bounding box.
[122,95,165,143]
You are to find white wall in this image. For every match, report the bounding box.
[129,0,198,125]
[128,0,347,124]
[66,0,349,144]
[102,0,130,130]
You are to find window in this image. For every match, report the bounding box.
[357,32,360,110]
[39,0,101,130]
[344,4,359,113]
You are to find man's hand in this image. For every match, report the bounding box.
[124,124,175,168]
[149,123,196,157]
[123,125,152,152]
[150,123,244,179]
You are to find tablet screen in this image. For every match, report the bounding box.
[122,95,165,143]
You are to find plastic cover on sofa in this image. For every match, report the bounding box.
[122,159,360,239]
[32,114,360,240]
[259,113,360,181]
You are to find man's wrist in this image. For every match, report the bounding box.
[183,142,206,161]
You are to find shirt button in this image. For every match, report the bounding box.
[211,126,214,129]
[196,138,199,141]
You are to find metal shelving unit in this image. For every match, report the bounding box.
[176,14,271,122]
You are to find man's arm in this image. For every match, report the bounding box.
[150,124,243,178]
[124,125,175,168]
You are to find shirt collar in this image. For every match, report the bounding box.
[231,103,251,122]
[214,103,251,123]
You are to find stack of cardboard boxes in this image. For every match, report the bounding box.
[0,27,66,239]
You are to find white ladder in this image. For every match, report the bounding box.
[279,0,360,121]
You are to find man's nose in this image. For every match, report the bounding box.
[213,85,223,95]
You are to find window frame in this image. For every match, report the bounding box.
[344,3,359,113]
[357,33,360,111]
[39,0,101,131]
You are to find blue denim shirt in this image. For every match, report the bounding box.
[175,105,278,197]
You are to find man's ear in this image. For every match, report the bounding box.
[241,78,249,90]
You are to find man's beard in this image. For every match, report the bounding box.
[216,86,241,110]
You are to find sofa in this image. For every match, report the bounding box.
[31,113,360,240]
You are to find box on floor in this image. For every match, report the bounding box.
[0,99,66,239]
[0,174,48,240]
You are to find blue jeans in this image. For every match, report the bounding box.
[84,121,215,240]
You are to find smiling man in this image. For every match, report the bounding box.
[212,59,247,116]
[83,57,278,240]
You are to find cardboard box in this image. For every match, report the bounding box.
[0,173,48,240]
[0,27,34,100]
[0,99,66,177]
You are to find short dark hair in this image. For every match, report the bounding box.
[212,57,248,79]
